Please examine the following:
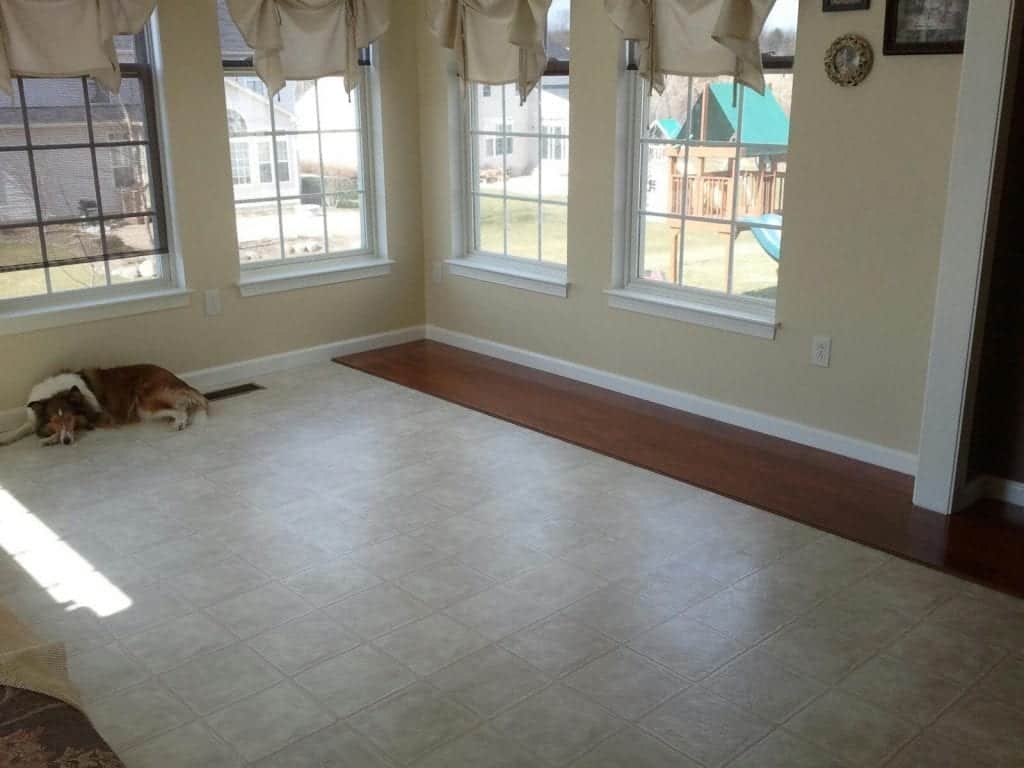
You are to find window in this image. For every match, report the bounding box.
[621,0,795,309]
[257,141,273,183]
[464,0,571,267]
[276,139,290,182]
[218,0,379,271]
[0,31,170,303]
[230,142,251,185]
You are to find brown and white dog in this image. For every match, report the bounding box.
[0,365,208,447]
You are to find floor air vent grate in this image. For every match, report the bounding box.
[203,383,265,401]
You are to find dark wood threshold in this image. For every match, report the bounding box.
[337,340,1024,598]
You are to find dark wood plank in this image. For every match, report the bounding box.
[337,340,1024,598]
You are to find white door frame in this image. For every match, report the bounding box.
[914,0,1019,513]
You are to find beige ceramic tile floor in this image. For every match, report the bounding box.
[1,362,1023,767]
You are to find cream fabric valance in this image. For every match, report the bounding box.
[226,0,390,97]
[427,0,552,104]
[0,0,157,96]
[605,0,778,95]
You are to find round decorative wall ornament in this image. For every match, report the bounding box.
[824,34,873,86]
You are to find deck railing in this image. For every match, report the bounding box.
[670,171,785,221]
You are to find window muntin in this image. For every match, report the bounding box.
[625,11,794,304]
[464,1,571,266]
[0,31,169,303]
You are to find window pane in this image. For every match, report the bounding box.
[230,141,252,192]
[505,137,539,199]
[235,201,281,264]
[91,77,149,144]
[317,78,359,131]
[258,141,273,183]
[0,151,35,225]
[276,140,291,182]
[640,215,677,282]
[294,134,323,201]
[107,215,158,254]
[110,253,161,285]
[0,266,47,300]
[274,81,312,133]
[548,0,571,60]
[49,256,108,292]
[326,193,363,253]
[34,147,98,220]
[97,146,152,214]
[506,199,538,260]
[320,132,360,192]
[641,143,675,215]
[43,221,103,266]
[477,196,503,253]
[0,87,26,146]
[541,204,567,264]
[504,84,539,134]
[476,134,504,194]
[732,228,779,299]
[761,0,797,59]
[24,79,88,145]
[224,77,271,134]
[681,226,729,293]
[0,227,43,272]
[282,198,327,259]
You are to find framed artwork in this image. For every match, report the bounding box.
[823,0,870,10]
[884,0,969,55]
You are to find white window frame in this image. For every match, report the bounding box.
[226,48,391,297]
[0,12,190,336]
[447,79,571,298]
[608,66,786,339]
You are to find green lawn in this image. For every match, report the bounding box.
[478,202,778,298]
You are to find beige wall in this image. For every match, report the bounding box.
[0,0,425,409]
[419,2,962,454]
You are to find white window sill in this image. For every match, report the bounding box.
[0,288,192,337]
[445,256,569,298]
[238,257,394,297]
[605,287,778,339]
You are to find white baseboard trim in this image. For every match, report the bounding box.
[958,475,1024,508]
[182,325,425,392]
[425,325,919,475]
[0,325,425,433]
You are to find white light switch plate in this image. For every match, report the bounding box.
[204,289,223,317]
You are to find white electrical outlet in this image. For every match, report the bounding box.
[204,289,223,317]
[811,335,831,368]
[432,261,444,284]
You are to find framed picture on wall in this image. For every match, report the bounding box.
[884,0,969,55]
[823,0,870,11]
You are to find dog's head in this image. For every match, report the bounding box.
[30,387,91,446]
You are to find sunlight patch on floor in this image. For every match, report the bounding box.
[0,486,132,618]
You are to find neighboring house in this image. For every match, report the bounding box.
[476,76,569,181]
[224,77,300,201]
[0,78,151,225]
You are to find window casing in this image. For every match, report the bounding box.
[219,0,382,274]
[461,1,571,269]
[0,28,172,306]
[619,1,795,319]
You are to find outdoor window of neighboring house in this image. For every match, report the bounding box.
[218,0,379,270]
[465,0,571,266]
[230,142,251,185]
[622,0,796,310]
[0,30,170,304]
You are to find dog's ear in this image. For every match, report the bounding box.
[27,400,47,419]
[67,387,84,404]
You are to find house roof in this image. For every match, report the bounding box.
[700,83,789,147]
